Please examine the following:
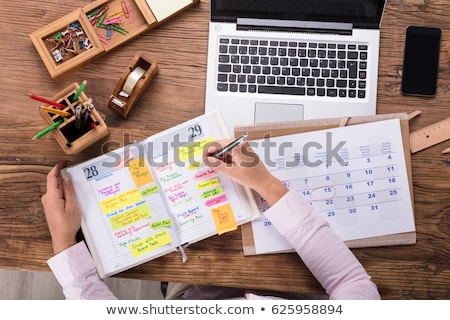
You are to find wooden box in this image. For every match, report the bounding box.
[37,83,109,154]
[29,0,199,79]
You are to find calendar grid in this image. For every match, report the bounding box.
[248,119,415,249]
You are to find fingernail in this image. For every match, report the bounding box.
[63,176,70,185]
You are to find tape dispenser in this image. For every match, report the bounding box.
[108,52,158,118]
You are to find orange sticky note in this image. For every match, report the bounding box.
[211,203,237,235]
[128,157,154,187]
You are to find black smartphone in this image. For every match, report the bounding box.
[401,26,441,97]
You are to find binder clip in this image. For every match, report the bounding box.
[108,52,158,118]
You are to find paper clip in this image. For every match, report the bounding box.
[67,47,78,55]
[97,33,110,45]
[97,12,107,28]
[108,9,124,18]
[121,1,130,18]
[109,24,128,35]
[91,5,109,26]
[87,8,101,20]
[99,5,109,16]
[127,5,134,23]
[106,25,113,40]
[104,16,123,24]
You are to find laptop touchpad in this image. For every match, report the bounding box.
[254,102,304,123]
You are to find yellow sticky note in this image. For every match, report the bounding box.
[128,157,154,187]
[129,230,172,257]
[197,177,219,190]
[187,162,201,170]
[145,0,191,21]
[100,188,142,213]
[211,203,237,235]
[109,204,152,230]
[177,137,215,162]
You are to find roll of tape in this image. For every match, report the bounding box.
[122,66,146,95]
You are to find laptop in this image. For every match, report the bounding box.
[204,0,387,135]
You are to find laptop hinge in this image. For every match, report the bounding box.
[237,18,353,35]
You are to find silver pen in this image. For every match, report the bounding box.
[213,132,249,159]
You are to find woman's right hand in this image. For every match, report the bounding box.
[203,140,288,206]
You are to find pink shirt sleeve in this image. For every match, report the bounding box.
[264,190,381,300]
[46,190,379,300]
[47,241,116,300]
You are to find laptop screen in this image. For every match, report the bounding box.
[211,0,386,29]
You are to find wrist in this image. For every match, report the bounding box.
[52,237,77,255]
[257,176,288,206]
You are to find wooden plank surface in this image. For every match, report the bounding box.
[0,0,449,299]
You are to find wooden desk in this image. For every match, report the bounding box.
[0,0,449,299]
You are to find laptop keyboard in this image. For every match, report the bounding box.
[216,38,368,99]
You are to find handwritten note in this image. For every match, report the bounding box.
[211,203,237,235]
[128,157,154,187]
[100,189,142,213]
[109,204,152,230]
[177,137,215,162]
[151,219,172,229]
[130,230,172,257]
[197,178,219,190]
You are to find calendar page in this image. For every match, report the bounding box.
[247,119,416,255]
